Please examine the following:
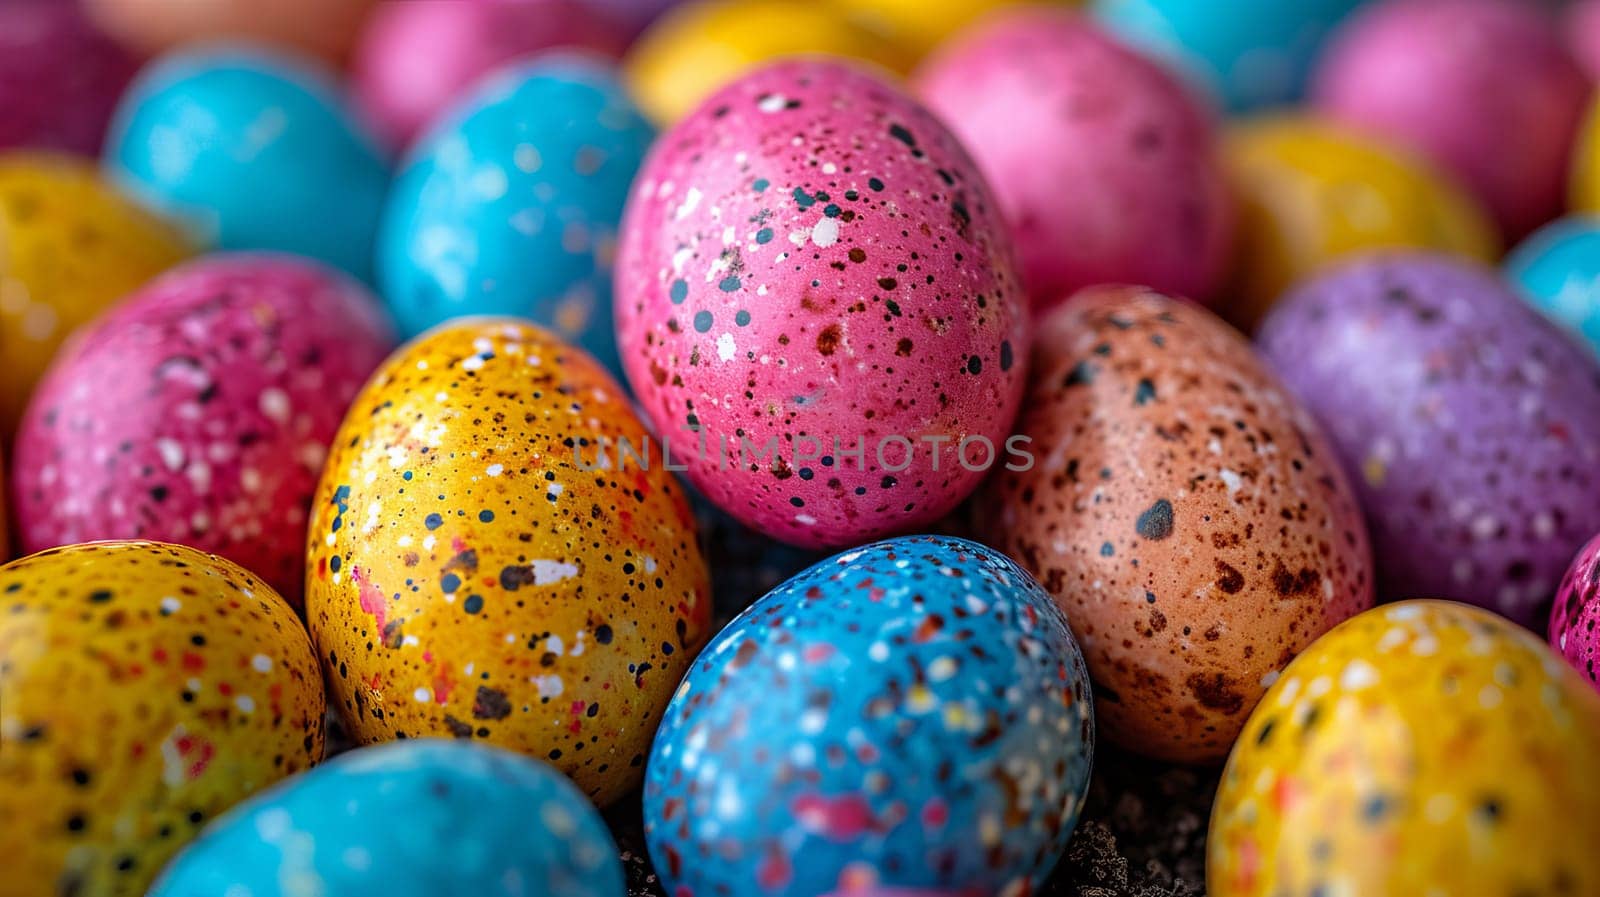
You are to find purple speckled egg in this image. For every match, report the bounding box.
[1552,532,1600,691]
[1258,253,1600,627]
[1311,0,1589,239]
[614,58,1028,549]
[914,8,1233,312]
[0,0,138,155]
[10,254,395,608]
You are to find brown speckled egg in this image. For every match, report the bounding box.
[0,540,325,897]
[305,319,712,807]
[976,286,1374,763]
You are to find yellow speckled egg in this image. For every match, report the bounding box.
[624,0,912,124]
[1221,117,1499,332]
[0,152,194,441]
[0,540,325,897]
[829,0,1073,59]
[1210,600,1600,897]
[305,319,712,808]
[1571,95,1600,214]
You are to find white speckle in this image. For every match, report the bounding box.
[251,654,273,673]
[1411,634,1439,657]
[160,596,181,614]
[486,464,504,477]
[342,847,371,871]
[235,696,255,714]
[514,144,542,173]
[794,513,817,525]
[259,388,290,423]
[254,807,292,841]
[1339,659,1379,691]
[533,675,564,698]
[413,687,431,703]
[758,93,787,113]
[716,332,736,361]
[1478,685,1502,709]
[1258,669,1280,689]
[1219,468,1243,496]
[798,708,827,734]
[928,656,957,681]
[187,460,212,494]
[156,439,185,471]
[1470,514,1498,540]
[811,217,839,247]
[1533,512,1556,539]
[675,187,703,220]
[462,354,486,371]
[472,165,508,200]
[868,642,890,662]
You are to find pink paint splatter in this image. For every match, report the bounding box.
[791,793,878,841]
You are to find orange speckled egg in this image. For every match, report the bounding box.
[976,286,1373,763]
[0,540,325,897]
[305,319,712,807]
[1210,600,1600,897]
[83,0,375,64]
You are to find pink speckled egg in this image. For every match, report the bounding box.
[1553,532,1600,691]
[10,254,395,608]
[0,0,138,155]
[615,58,1028,549]
[351,0,629,150]
[1312,0,1589,239]
[915,8,1233,312]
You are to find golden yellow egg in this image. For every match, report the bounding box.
[1210,600,1600,897]
[830,0,1072,59]
[1571,95,1600,214]
[305,320,712,808]
[624,0,912,124]
[0,541,325,897]
[0,153,193,442]
[1221,117,1499,331]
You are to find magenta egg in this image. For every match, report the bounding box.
[1553,532,1600,691]
[10,254,395,607]
[1569,0,1600,80]
[1312,0,1589,239]
[351,0,629,150]
[614,58,1028,549]
[915,8,1233,312]
[0,0,138,155]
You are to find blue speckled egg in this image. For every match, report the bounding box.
[377,55,654,379]
[1507,216,1600,354]
[1091,0,1365,112]
[105,47,389,282]
[148,739,624,897]
[644,535,1094,897]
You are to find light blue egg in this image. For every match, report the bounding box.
[377,55,655,380]
[1092,0,1367,112]
[643,535,1094,897]
[105,46,389,282]
[148,740,624,897]
[1507,216,1600,355]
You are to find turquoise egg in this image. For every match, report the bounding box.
[105,46,390,282]
[1091,0,1366,112]
[377,55,654,379]
[148,740,624,897]
[1507,216,1600,354]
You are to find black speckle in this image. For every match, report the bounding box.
[1136,499,1175,540]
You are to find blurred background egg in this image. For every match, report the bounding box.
[1506,215,1600,354]
[977,286,1373,763]
[106,47,390,282]
[1209,600,1600,897]
[84,0,377,65]
[915,8,1233,311]
[0,540,325,897]
[1220,116,1499,331]
[1312,0,1589,240]
[1258,253,1600,627]
[1568,0,1600,80]
[0,0,138,155]
[623,0,911,124]
[1552,532,1600,690]
[149,740,624,897]
[644,535,1094,897]
[305,320,711,808]
[351,0,630,151]
[378,57,654,378]
[1571,95,1600,214]
[1091,0,1367,112]
[10,254,395,607]
[615,59,1028,549]
[828,0,1065,60]
[0,152,194,443]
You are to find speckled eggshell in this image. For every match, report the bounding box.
[1209,600,1600,897]
[1220,116,1500,332]
[0,540,326,897]
[0,0,138,155]
[1091,0,1365,112]
[1506,215,1600,354]
[615,58,1029,549]
[10,254,395,608]
[378,56,655,380]
[84,0,375,64]
[976,286,1374,764]
[305,319,712,808]
[915,8,1232,312]
[352,0,629,151]
[106,47,390,282]
[1312,0,1590,240]
[0,153,195,441]
[644,535,1094,897]
[149,740,624,897]
[1258,253,1600,627]
[1551,532,1600,691]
